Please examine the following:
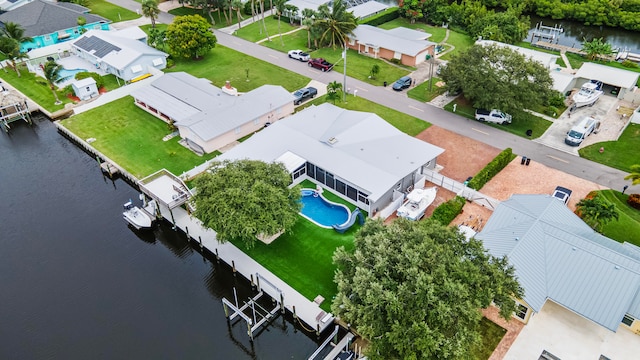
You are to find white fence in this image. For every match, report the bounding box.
[376,190,405,220]
[422,169,501,210]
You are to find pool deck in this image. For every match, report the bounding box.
[156,202,336,336]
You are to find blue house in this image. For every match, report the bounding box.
[0,0,110,53]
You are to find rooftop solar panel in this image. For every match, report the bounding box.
[74,36,121,58]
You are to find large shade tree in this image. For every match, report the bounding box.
[332,218,522,360]
[166,15,217,59]
[192,160,301,248]
[440,43,558,114]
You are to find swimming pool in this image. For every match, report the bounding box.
[299,189,350,228]
[59,68,88,79]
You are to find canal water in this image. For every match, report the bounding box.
[0,116,322,359]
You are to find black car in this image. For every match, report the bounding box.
[392,76,412,91]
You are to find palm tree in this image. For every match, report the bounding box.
[301,8,315,48]
[286,4,298,25]
[576,195,619,232]
[624,164,640,185]
[1,22,33,44]
[314,0,357,49]
[141,0,161,29]
[0,37,26,77]
[581,37,614,61]
[43,61,70,105]
[232,0,244,29]
[327,81,342,104]
[273,0,286,45]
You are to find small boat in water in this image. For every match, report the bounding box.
[123,197,155,230]
[396,187,438,221]
[572,81,603,108]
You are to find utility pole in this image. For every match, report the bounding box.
[343,41,347,102]
[428,47,435,92]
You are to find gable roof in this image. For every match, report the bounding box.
[0,0,109,37]
[574,62,640,89]
[131,72,296,142]
[348,1,389,19]
[476,40,560,69]
[72,29,167,69]
[216,103,444,202]
[476,195,640,332]
[349,25,435,56]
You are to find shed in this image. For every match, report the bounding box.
[574,62,640,99]
[71,77,98,101]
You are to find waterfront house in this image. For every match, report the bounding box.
[475,194,640,358]
[130,72,295,154]
[573,62,640,100]
[70,28,167,82]
[346,25,436,66]
[214,103,444,215]
[0,0,110,53]
[476,39,560,70]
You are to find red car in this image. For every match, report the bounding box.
[308,58,334,72]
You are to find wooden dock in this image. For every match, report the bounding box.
[533,41,586,56]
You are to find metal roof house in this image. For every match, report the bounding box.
[574,62,640,99]
[476,40,560,70]
[347,25,436,66]
[0,0,110,52]
[70,28,167,82]
[214,103,444,215]
[475,194,640,335]
[130,72,295,155]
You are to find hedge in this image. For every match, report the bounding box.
[467,148,516,190]
[359,7,399,26]
[431,196,466,226]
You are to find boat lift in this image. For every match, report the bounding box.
[0,88,32,133]
[531,22,564,42]
[222,288,280,341]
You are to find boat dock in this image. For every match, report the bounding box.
[530,22,564,42]
[532,41,587,56]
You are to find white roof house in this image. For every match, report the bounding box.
[131,72,296,154]
[574,62,640,99]
[348,25,436,66]
[549,70,576,95]
[348,1,389,19]
[286,0,329,14]
[476,195,640,333]
[215,103,444,213]
[476,40,560,69]
[71,28,167,81]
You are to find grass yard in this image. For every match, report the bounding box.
[580,123,640,173]
[88,0,140,22]
[310,48,412,87]
[0,65,71,113]
[234,17,298,43]
[444,97,552,139]
[167,45,309,92]
[438,30,475,61]
[408,77,447,102]
[472,318,507,360]
[262,27,311,53]
[169,6,241,29]
[377,18,447,43]
[305,94,430,136]
[594,190,640,247]
[59,97,218,178]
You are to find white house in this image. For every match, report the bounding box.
[71,27,167,82]
[130,72,296,154]
[215,103,445,215]
[476,39,560,69]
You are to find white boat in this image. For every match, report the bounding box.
[123,197,155,230]
[572,81,603,108]
[396,187,438,221]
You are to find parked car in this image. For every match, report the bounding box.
[565,116,600,146]
[392,76,412,91]
[552,186,572,205]
[474,109,512,124]
[292,87,317,105]
[308,58,333,72]
[288,50,310,62]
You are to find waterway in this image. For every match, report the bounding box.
[0,116,322,359]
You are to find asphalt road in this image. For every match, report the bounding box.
[108,0,639,193]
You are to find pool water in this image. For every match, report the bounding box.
[59,68,88,80]
[299,190,349,227]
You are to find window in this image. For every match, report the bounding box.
[315,168,325,184]
[335,180,346,195]
[515,304,528,320]
[622,314,635,327]
[130,64,143,73]
[346,186,357,201]
[325,172,334,188]
[393,51,402,60]
[152,57,164,66]
[306,163,315,179]
[44,35,52,41]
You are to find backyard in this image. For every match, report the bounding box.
[59,97,218,178]
[0,64,72,113]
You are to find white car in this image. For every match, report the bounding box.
[288,50,310,62]
[552,186,572,205]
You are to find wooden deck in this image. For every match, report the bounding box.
[533,41,586,56]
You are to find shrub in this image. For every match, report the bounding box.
[467,148,516,190]
[546,106,558,117]
[622,60,639,68]
[166,58,175,68]
[389,58,401,65]
[75,72,105,88]
[359,7,399,26]
[547,92,565,107]
[431,196,466,225]
[628,193,640,210]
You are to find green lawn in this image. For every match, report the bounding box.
[168,6,241,29]
[88,0,140,22]
[166,45,309,92]
[59,97,218,178]
[377,18,447,43]
[140,23,169,33]
[580,123,640,173]
[0,65,71,113]
[408,76,447,102]
[305,94,430,136]
[310,48,412,87]
[592,190,640,247]
[438,30,475,61]
[234,16,298,42]
[262,26,311,53]
[101,74,123,91]
[444,97,552,139]
[472,318,507,360]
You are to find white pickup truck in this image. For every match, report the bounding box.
[475,109,512,125]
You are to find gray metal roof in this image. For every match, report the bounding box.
[0,0,109,37]
[216,103,444,202]
[574,62,640,89]
[476,194,640,331]
[349,25,435,57]
[348,1,388,19]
